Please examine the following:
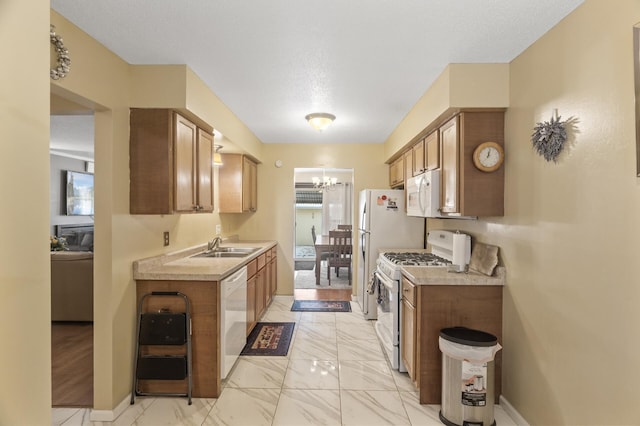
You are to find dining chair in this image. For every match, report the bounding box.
[337,224,352,231]
[312,226,329,268]
[327,230,352,286]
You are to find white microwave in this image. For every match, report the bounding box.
[406,170,441,217]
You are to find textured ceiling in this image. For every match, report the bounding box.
[50,0,584,144]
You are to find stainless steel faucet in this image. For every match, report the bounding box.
[207,236,222,251]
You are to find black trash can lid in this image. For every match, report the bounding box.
[440,327,497,347]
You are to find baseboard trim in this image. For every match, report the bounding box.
[89,394,131,422]
[499,395,529,426]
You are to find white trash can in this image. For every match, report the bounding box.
[439,327,502,426]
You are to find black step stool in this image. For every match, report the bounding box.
[130,291,192,405]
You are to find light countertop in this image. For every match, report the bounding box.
[133,240,277,282]
[401,265,505,286]
[377,247,505,286]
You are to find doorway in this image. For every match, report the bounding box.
[50,102,95,407]
[293,168,354,299]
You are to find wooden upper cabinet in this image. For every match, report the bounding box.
[389,156,404,188]
[440,116,459,214]
[412,139,425,176]
[440,111,505,217]
[242,156,258,212]
[424,131,440,171]
[219,154,258,213]
[403,150,412,182]
[130,108,214,214]
[196,129,214,212]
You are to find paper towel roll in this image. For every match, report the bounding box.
[452,233,470,271]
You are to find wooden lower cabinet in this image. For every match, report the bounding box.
[401,276,503,404]
[401,297,417,381]
[135,280,221,398]
[246,246,278,336]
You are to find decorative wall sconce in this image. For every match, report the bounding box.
[213,145,223,166]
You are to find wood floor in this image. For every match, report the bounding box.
[294,288,352,301]
[51,322,93,407]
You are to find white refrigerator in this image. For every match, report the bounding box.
[357,189,425,319]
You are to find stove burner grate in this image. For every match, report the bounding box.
[383,252,451,267]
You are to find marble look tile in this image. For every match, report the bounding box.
[289,336,338,361]
[335,311,368,325]
[390,369,419,392]
[493,405,518,426]
[268,296,295,311]
[52,408,91,426]
[337,338,385,361]
[260,310,301,323]
[341,390,411,426]
[272,389,341,426]
[299,311,337,324]
[204,388,279,426]
[336,322,377,340]
[295,322,337,340]
[339,360,397,390]
[226,357,288,388]
[126,397,214,425]
[398,392,442,425]
[283,359,339,389]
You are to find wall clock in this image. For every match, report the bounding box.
[472,141,504,172]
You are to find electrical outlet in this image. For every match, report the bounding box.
[215,224,222,235]
[163,231,170,246]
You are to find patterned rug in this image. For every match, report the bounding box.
[241,322,295,356]
[291,300,352,312]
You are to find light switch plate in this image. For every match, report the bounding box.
[163,231,170,246]
[215,225,221,235]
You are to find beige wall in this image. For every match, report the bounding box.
[384,63,509,161]
[48,10,263,413]
[225,143,386,295]
[387,1,639,423]
[0,0,51,424]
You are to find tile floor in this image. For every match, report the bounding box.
[52,296,518,426]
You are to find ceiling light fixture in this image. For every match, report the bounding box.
[213,144,223,166]
[305,112,336,131]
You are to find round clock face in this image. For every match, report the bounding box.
[473,142,504,172]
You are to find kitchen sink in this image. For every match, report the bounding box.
[191,247,259,258]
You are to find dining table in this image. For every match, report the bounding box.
[313,232,353,285]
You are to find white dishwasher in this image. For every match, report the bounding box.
[220,266,247,379]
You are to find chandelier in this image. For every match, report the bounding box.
[312,176,338,191]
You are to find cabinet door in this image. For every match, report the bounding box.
[389,157,404,187]
[255,269,266,320]
[425,131,439,171]
[268,256,277,299]
[246,274,256,336]
[440,116,459,213]
[196,129,214,212]
[174,113,198,213]
[401,297,416,381]
[242,157,257,212]
[403,150,412,181]
[412,139,425,176]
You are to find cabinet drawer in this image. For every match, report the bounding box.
[257,253,267,270]
[401,277,416,306]
[247,259,258,278]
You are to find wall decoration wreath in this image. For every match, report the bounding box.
[531,111,569,163]
[50,25,71,80]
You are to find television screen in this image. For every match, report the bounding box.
[66,170,94,216]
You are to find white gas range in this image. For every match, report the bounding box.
[374,230,471,372]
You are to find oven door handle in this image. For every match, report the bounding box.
[374,270,395,290]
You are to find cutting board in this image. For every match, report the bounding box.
[468,242,499,276]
